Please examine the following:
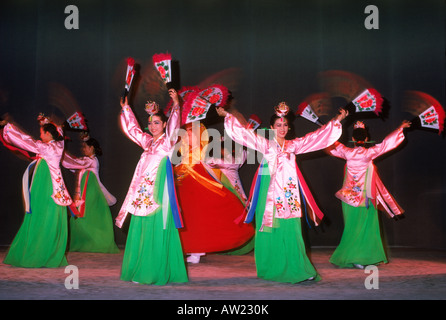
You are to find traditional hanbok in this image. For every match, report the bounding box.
[2,123,72,268]
[62,153,120,253]
[116,103,187,285]
[224,113,343,283]
[326,127,406,268]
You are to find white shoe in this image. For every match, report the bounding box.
[307,276,315,281]
[187,253,205,264]
[353,263,365,269]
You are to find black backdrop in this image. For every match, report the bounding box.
[0,0,445,249]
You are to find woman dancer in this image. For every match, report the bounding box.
[217,103,348,283]
[1,115,72,268]
[116,89,188,285]
[62,133,120,253]
[326,120,411,269]
[174,121,255,263]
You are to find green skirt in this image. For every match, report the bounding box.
[329,202,388,268]
[254,166,320,283]
[69,172,120,253]
[3,159,68,268]
[120,157,188,285]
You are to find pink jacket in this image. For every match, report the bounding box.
[115,103,180,228]
[326,128,405,217]
[224,113,342,230]
[3,123,72,207]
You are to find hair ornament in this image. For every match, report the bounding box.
[80,131,90,142]
[353,120,366,130]
[274,102,290,118]
[37,113,51,126]
[37,113,64,137]
[145,101,160,116]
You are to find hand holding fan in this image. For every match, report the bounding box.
[153,52,173,89]
[403,90,445,135]
[164,86,200,117]
[123,57,136,99]
[182,84,230,125]
[65,111,88,131]
[296,92,332,126]
[48,82,89,132]
[350,88,383,115]
[318,70,383,116]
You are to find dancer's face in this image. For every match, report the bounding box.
[271,117,289,140]
[81,142,95,157]
[40,127,53,143]
[148,115,166,140]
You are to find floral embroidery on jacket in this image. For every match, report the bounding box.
[53,173,71,204]
[275,197,284,211]
[339,174,363,205]
[275,177,301,214]
[284,177,300,212]
[131,174,155,211]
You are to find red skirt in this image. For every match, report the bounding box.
[175,163,254,253]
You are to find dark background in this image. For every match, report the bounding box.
[0,0,444,250]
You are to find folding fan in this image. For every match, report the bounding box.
[123,57,135,99]
[318,70,383,116]
[152,52,172,89]
[182,84,230,125]
[403,90,445,135]
[296,92,332,126]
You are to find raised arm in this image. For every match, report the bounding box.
[164,88,181,145]
[217,107,269,155]
[2,123,41,154]
[120,96,152,148]
[369,120,411,160]
[292,109,347,154]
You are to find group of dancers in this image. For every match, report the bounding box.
[0,81,414,285]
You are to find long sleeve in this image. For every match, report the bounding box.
[63,153,116,206]
[224,113,269,155]
[3,123,72,207]
[165,104,181,146]
[326,141,348,159]
[3,123,41,154]
[291,119,343,155]
[368,128,405,160]
[120,105,153,148]
[61,153,94,197]
[62,152,94,170]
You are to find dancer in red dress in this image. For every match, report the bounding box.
[174,121,254,262]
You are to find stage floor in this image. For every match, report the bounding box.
[0,246,445,300]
